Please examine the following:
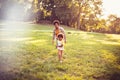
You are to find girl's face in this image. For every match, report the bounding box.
[58,37,63,41]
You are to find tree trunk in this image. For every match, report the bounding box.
[77,7,81,30]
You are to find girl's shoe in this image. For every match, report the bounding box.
[60,60,62,63]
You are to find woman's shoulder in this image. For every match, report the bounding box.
[59,27,65,30]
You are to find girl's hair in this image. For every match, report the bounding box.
[58,33,63,38]
[53,20,60,25]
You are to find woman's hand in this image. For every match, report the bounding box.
[64,40,66,44]
[52,40,54,45]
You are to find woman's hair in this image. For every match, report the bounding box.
[58,33,63,38]
[53,20,60,25]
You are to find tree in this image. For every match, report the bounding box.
[41,0,102,29]
[107,15,120,33]
[72,0,102,30]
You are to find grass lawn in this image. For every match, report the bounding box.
[0,22,120,80]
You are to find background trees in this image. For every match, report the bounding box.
[0,0,120,34]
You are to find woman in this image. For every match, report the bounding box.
[52,20,66,44]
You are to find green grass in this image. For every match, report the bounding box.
[0,23,120,80]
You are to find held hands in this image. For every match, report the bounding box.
[58,44,63,47]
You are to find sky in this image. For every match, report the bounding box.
[102,0,120,18]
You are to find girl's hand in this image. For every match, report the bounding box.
[59,44,63,47]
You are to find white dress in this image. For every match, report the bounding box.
[57,40,64,50]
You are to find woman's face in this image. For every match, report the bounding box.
[55,23,59,29]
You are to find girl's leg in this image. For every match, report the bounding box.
[58,50,63,63]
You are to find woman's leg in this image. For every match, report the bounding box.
[61,50,63,60]
[58,50,61,61]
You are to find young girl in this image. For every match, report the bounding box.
[57,33,64,63]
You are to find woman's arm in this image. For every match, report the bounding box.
[52,29,55,44]
[60,27,66,43]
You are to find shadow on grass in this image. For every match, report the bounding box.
[109,45,120,80]
[0,71,16,80]
[100,44,120,80]
[0,71,46,80]
[110,72,120,80]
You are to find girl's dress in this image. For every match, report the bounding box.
[57,40,64,50]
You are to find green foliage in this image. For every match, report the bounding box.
[107,15,120,34]
[23,0,103,27]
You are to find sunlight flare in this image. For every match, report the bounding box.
[102,0,120,18]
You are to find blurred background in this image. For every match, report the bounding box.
[0,0,120,34]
